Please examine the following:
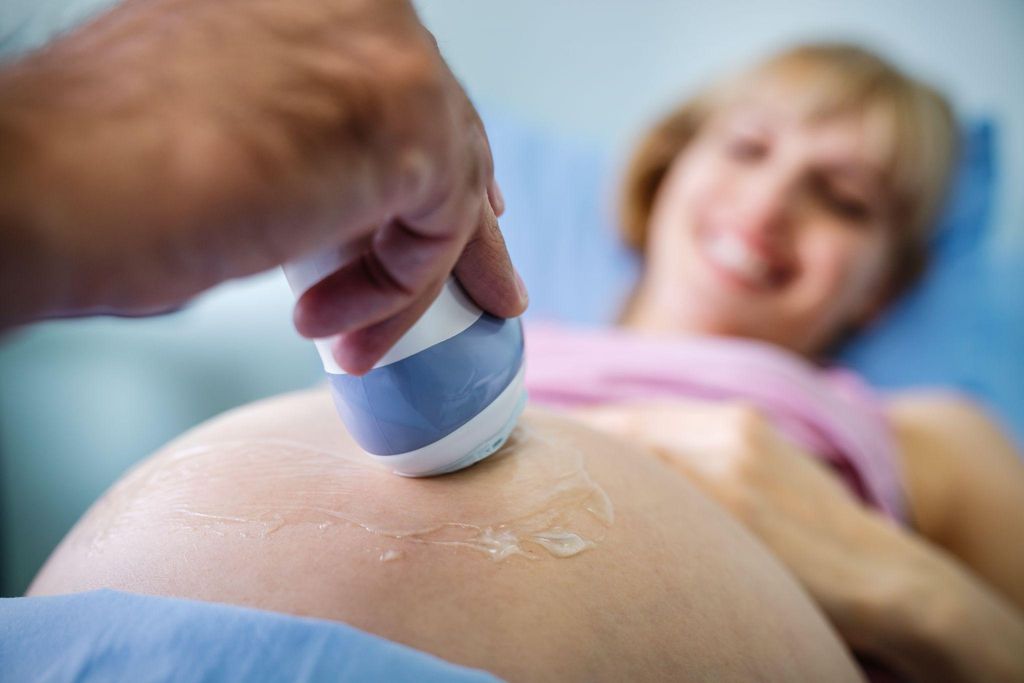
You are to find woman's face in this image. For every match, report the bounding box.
[638,95,894,355]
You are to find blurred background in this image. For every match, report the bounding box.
[1,0,1022,596]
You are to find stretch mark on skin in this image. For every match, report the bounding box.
[88,426,614,562]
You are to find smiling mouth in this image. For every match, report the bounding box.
[700,230,790,291]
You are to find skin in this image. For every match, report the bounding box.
[601,88,1024,681]
[0,0,527,372]
[29,390,863,683]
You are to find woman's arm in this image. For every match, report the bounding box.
[888,392,1024,608]
[874,532,1024,683]
[573,400,1024,682]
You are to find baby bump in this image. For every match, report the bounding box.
[30,390,861,682]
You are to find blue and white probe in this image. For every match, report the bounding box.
[284,248,526,477]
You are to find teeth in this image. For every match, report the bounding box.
[705,233,772,285]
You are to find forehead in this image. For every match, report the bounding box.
[712,80,895,176]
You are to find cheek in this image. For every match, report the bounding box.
[677,157,733,225]
[798,229,888,304]
[649,149,725,246]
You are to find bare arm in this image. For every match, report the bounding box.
[889,392,1024,607]
[874,535,1024,683]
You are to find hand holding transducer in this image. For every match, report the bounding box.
[0,0,527,371]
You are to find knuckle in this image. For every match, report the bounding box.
[718,447,755,485]
[714,436,762,487]
[395,57,447,111]
[374,47,451,155]
[463,148,488,191]
[722,403,768,445]
[731,403,765,430]
[381,38,449,124]
[360,249,415,299]
[726,486,761,524]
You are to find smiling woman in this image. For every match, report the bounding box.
[619,44,957,356]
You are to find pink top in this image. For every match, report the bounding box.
[524,323,905,523]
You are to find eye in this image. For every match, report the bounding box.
[726,135,767,162]
[812,176,872,222]
[824,189,871,222]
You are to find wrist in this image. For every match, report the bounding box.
[0,24,264,323]
[860,531,1024,682]
[821,515,956,680]
[0,60,75,328]
[877,548,961,680]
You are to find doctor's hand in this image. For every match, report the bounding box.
[572,400,1024,683]
[0,0,526,370]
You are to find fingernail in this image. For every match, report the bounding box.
[514,268,529,307]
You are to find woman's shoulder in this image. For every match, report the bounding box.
[885,390,1008,441]
[886,389,1023,538]
[885,389,1016,489]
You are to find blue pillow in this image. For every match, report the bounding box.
[484,109,638,325]
[483,109,1023,444]
[928,121,997,257]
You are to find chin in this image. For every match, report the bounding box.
[670,300,754,339]
[672,300,794,348]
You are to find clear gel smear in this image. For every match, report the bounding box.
[93,426,614,563]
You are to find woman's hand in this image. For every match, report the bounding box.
[573,400,1024,682]
[0,0,526,371]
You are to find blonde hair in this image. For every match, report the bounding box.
[620,43,958,301]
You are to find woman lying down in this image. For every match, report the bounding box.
[31,44,1024,682]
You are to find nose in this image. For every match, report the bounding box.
[731,171,796,250]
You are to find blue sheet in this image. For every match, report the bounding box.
[0,590,502,682]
